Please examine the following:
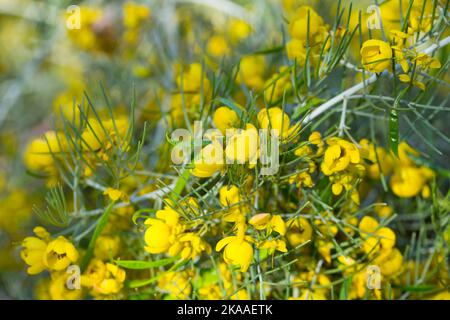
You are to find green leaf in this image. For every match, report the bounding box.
[115,256,179,269]
[170,168,191,198]
[80,200,115,271]
[252,45,284,55]
[33,184,69,227]
[128,276,160,289]
[389,108,399,156]
[339,276,352,300]
[400,284,436,292]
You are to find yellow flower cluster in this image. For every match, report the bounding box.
[21,225,126,299]
[360,32,441,90]
[286,6,330,65]
[21,227,79,275]
[3,0,448,301]
[144,204,211,261]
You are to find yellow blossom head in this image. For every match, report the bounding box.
[213,106,239,134]
[44,236,79,271]
[216,236,253,272]
[360,39,392,73]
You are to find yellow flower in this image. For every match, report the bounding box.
[123,1,150,29]
[264,67,293,103]
[199,283,222,299]
[409,1,435,33]
[289,171,314,188]
[317,240,333,264]
[289,6,324,42]
[414,53,442,70]
[315,214,338,239]
[286,6,328,65]
[309,131,325,155]
[294,144,313,158]
[398,73,426,90]
[0,190,32,234]
[216,223,253,272]
[390,30,409,47]
[359,216,380,237]
[345,266,382,300]
[286,38,306,63]
[249,213,286,235]
[94,235,121,260]
[258,239,287,254]
[359,216,397,262]
[379,248,403,276]
[144,206,180,254]
[216,235,254,272]
[175,233,211,261]
[176,63,212,107]
[81,259,106,288]
[237,55,266,91]
[286,217,312,247]
[67,6,104,52]
[81,259,126,296]
[213,106,239,134]
[360,39,392,73]
[391,45,409,73]
[81,119,107,152]
[390,166,425,198]
[294,290,327,300]
[397,141,419,166]
[49,271,83,300]
[225,124,259,165]
[219,185,240,206]
[95,263,126,295]
[294,271,331,300]
[258,107,299,139]
[374,203,393,219]
[321,138,360,175]
[230,289,250,300]
[207,35,230,57]
[52,89,83,126]
[337,255,357,267]
[44,236,79,271]
[23,131,66,174]
[158,271,192,299]
[219,185,246,222]
[430,291,450,300]
[21,227,50,275]
[178,62,211,92]
[192,142,224,178]
[228,19,252,44]
[359,138,393,179]
[103,187,128,202]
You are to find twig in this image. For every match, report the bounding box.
[338,96,348,136]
